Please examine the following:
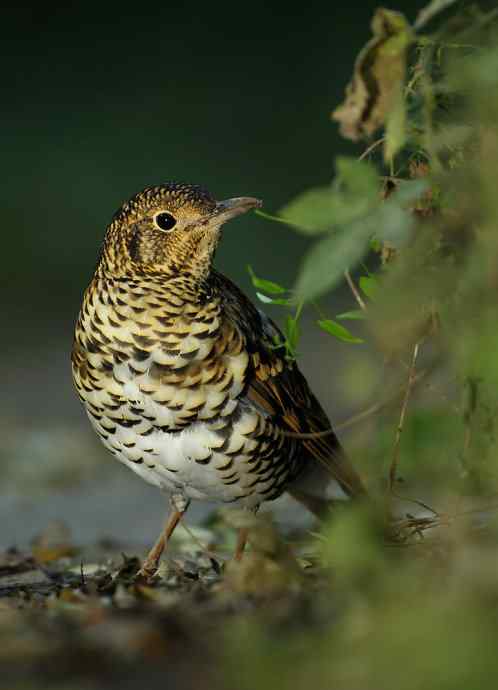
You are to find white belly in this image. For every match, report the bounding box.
[88,407,265,509]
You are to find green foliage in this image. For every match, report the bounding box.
[241,11,498,690]
[284,312,301,359]
[245,17,498,689]
[279,158,380,235]
[247,264,364,353]
[247,265,287,295]
[336,309,366,320]
[358,275,379,300]
[292,182,420,301]
[317,319,363,344]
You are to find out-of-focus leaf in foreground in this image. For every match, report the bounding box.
[294,184,417,301]
[279,157,379,234]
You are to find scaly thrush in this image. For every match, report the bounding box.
[72,183,366,576]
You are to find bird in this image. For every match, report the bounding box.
[72,182,367,577]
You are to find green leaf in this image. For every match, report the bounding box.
[256,292,293,306]
[317,319,364,344]
[247,265,286,294]
[279,158,381,235]
[391,178,429,205]
[292,169,417,302]
[359,275,379,300]
[336,310,366,320]
[279,186,335,234]
[375,197,415,245]
[370,237,382,252]
[294,219,374,301]
[285,315,300,357]
[335,157,379,203]
[295,202,414,301]
[254,209,300,228]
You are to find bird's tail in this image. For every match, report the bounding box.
[287,448,369,520]
[287,452,401,546]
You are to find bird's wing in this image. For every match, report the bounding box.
[213,271,367,498]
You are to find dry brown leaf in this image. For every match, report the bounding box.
[32,545,78,563]
[31,520,78,563]
[332,9,413,144]
[223,553,302,597]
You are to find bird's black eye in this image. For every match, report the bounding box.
[154,212,177,232]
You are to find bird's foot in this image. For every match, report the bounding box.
[136,500,188,582]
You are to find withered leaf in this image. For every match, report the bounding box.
[31,520,77,563]
[332,9,413,146]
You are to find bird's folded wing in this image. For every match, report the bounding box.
[245,349,367,498]
[213,269,366,497]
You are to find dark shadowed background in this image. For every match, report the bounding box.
[1,0,426,548]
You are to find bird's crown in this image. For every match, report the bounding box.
[99,182,261,283]
[111,183,217,228]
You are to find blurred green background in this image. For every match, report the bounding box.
[1,1,426,546]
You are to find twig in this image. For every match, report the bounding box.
[414,0,459,31]
[283,368,428,440]
[344,270,367,311]
[389,342,421,491]
[390,496,498,543]
[338,369,429,431]
[282,428,335,440]
[178,517,219,562]
[359,138,384,161]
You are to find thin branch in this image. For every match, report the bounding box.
[337,371,426,431]
[344,270,367,311]
[178,517,218,562]
[337,399,389,433]
[358,137,384,161]
[282,428,336,440]
[283,368,428,440]
[414,0,459,31]
[389,342,421,492]
[397,355,461,414]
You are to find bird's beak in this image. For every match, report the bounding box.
[213,197,263,223]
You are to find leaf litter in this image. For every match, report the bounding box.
[0,513,328,690]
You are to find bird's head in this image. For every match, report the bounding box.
[101,182,261,281]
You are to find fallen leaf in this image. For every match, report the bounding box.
[31,520,78,563]
[32,545,78,563]
[223,553,297,596]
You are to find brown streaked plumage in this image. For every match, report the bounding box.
[72,182,366,576]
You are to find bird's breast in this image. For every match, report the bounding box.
[72,275,304,505]
[72,276,250,429]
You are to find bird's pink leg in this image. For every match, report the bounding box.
[139,497,189,577]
